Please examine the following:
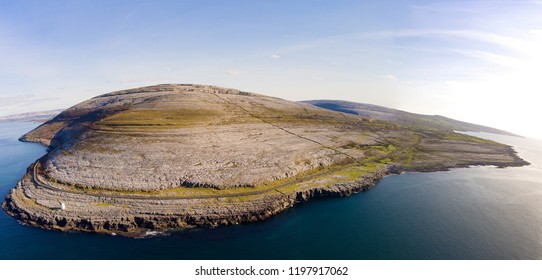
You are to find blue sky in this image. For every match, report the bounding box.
[1,0,542,137]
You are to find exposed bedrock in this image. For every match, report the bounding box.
[3,165,393,235]
[3,84,528,236]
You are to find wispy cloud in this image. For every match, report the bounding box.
[225,69,247,76]
[380,74,398,81]
[412,1,477,13]
[120,76,174,84]
[271,54,281,59]
[273,25,540,57]
[0,95,59,107]
[0,95,62,116]
[453,49,523,68]
[445,80,465,87]
[373,29,534,53]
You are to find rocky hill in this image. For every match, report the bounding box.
[3,84,528,236]
[303,100,518,136]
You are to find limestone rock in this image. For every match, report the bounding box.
[3,84,528,236]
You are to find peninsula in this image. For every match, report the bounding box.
[2,84,528,236]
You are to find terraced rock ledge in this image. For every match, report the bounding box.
[2,84,528,236]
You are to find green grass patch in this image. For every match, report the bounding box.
[95,109,223,130]
[442,132,499,144]
[94,202,114,207]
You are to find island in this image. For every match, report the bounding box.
[2,84,528,236]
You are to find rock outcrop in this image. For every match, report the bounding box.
[3,84,529,236]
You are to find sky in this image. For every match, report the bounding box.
[1,0,542,138]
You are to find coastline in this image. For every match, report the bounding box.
[2,146,527,237]
[2,160,394,237]
[0,84,530,238]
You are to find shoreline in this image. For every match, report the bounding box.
[0,84,530,238]
[2,151,527,238]
[2,162,394,237]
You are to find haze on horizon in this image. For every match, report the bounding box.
[1,0,541,138]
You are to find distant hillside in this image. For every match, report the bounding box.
[303,100,518,137]
[0,109,64,123]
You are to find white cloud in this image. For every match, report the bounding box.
[453,49,523,68]
[0,95,58,107]
[445,80,464,87]
[380,74,398,81]
[271,54,281,59]
[384,29,540,58]
[225,69,247,76]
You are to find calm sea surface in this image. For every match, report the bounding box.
[1,122,541,259]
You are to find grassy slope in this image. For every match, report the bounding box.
[22,84,526,199]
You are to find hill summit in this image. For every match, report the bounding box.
[3,84,528,236]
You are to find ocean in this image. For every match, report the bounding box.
[1,121,541,259]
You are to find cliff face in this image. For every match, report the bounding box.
[3,84,529,236]
[3,162,394,234]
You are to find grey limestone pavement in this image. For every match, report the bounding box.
[2,84,528,236]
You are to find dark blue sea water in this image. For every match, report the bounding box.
[1,122,541,259]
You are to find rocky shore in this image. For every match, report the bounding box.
[3,162,395,236]
[2,84,529,237]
